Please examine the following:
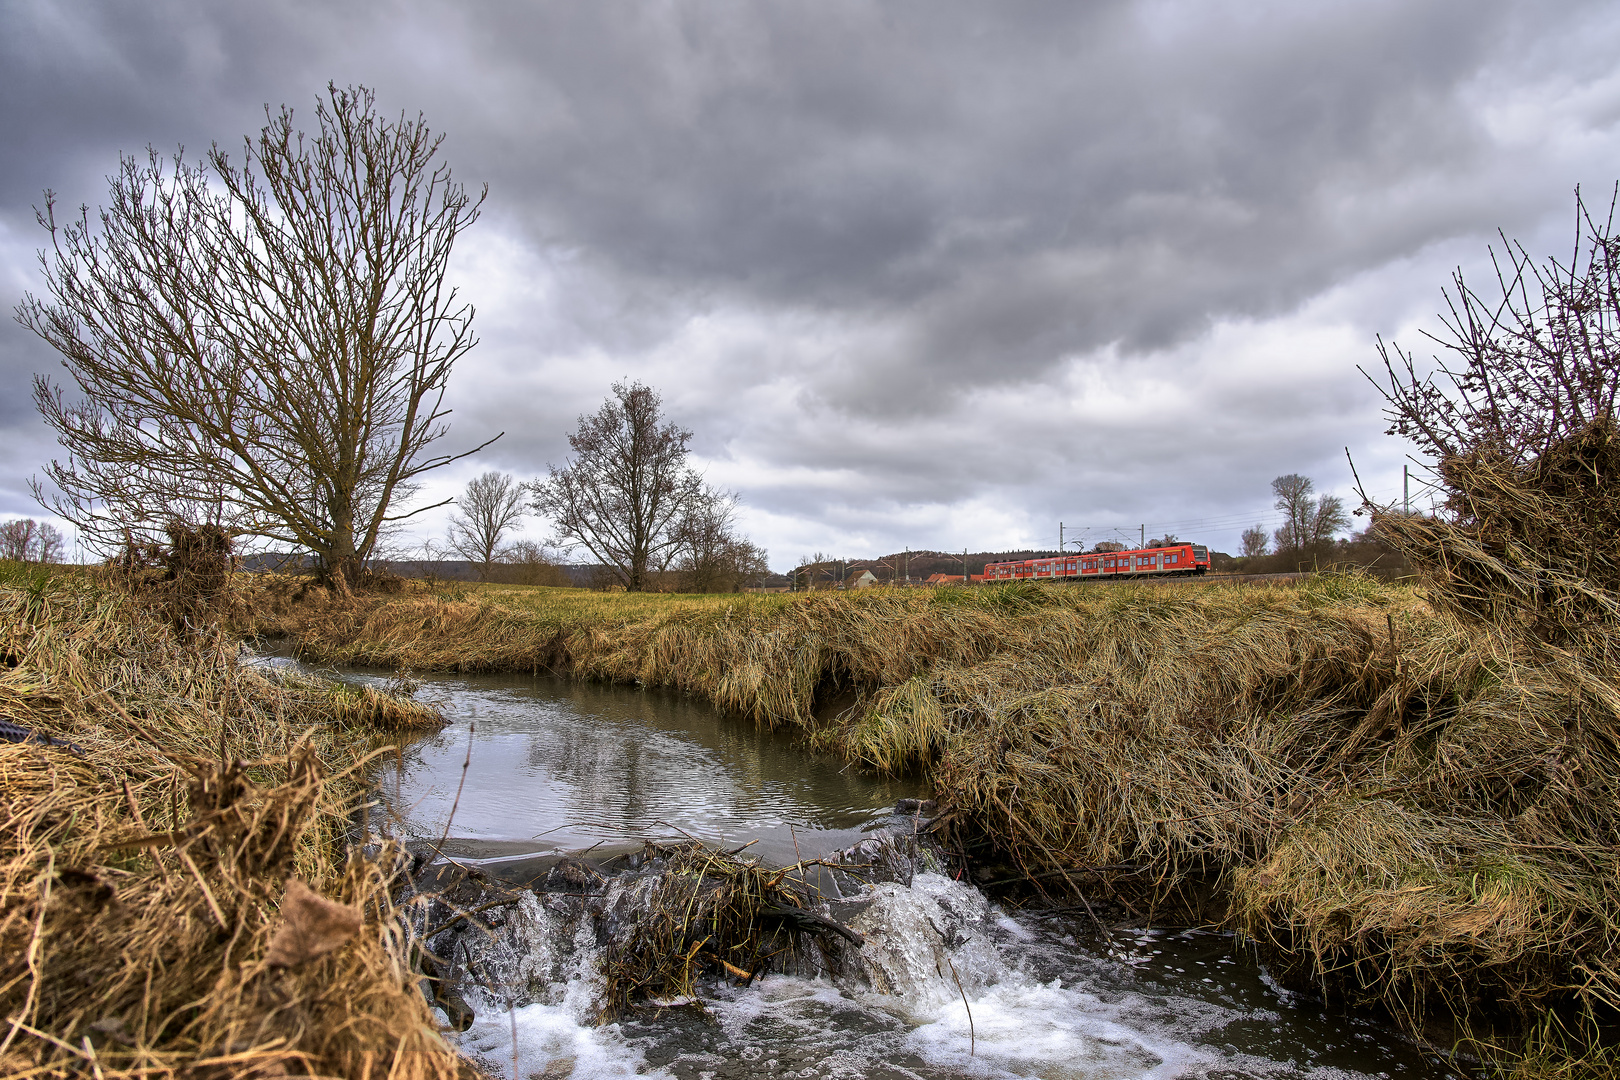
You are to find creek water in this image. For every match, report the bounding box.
[316,664,1462,1080]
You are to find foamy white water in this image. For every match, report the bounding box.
[451,873,1431,1080]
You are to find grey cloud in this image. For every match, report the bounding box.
[3,0,1618,561]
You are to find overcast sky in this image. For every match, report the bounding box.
[4,0,1619,568]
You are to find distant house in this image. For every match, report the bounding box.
[846,569,879,589]
[924,573,965,585]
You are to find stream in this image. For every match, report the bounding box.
[303,663,1465,1080]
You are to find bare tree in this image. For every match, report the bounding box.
[529,381,703,592]
[1272,475,1348,553]
[446,471,526,581]
[35,522,63,564]
[16,84,493,589]
[0,519,37,562]
[1145,533,1180,548]
[671,487,769,592]
[0,519,63,562]
[1240,525,1270,558]
[1306,494,1349,547]
[1271,474,1314,552]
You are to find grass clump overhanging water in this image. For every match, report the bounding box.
[0,562,470,1079]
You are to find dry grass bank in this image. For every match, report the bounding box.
[251,577,799,671]
[0,561,472,1079]
[274,572,1620,1067]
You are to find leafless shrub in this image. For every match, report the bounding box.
[1363,185,1620,643]
[489,539,572,587]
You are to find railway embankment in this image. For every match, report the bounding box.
[260,562,1620,1071]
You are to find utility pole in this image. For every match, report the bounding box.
[963,546,968,582]
[1140,524,1145,548]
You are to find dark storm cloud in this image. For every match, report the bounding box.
[3,0,1618,558]
[1,3,1553,364]
[412,0,1527,391]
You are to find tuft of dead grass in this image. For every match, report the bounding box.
[0,566,471,1078]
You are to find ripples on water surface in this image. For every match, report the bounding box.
[300,664,1463,1080]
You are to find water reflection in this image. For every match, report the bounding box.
[367,671,929,865]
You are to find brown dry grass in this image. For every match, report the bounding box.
[0,562,473,1078]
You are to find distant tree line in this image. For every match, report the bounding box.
[1226,473,1406,575]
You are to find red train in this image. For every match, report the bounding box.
[983,542,1210,582]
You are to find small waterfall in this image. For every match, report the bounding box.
[401,824,1315,1080]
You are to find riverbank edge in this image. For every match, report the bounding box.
[0,565,479,1079]
[259,574,1620,1075]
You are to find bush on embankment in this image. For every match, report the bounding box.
[0,563,468,1079]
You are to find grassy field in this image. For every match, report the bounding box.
[0,562,474,1078]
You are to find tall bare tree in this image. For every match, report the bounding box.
[1272,475,1348,553]
[446,471,527,581]
[16,84,493,588]
[529,381,703,592]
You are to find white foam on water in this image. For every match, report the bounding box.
[839,872,1217,1079]
[451,871,1419,1080]
[458,1000,660,1080]
[450,891,670,1080]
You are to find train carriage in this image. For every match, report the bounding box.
[983,542,1209,582]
